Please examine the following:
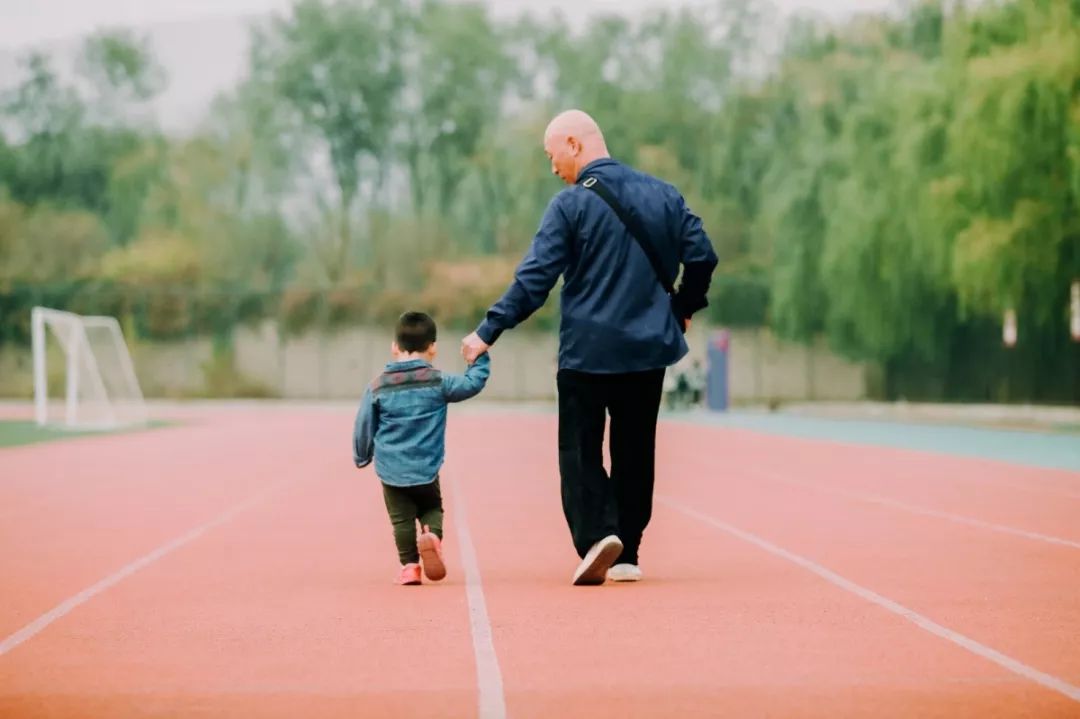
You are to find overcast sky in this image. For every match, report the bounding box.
[0,0,895,50]
[0,0,898,133]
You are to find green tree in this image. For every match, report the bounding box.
[401,0,513,221]
[80,29,167,119]
[1,34,165,243]
[0,196,110,285]
[254,0,408,281]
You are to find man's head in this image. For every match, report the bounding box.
[543,109,610,184]
[393,311,437,361]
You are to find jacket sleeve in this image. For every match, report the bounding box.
[352,387,377,468]
[476,195,571,345]
[442,353,491,403]
[671,194,719,320]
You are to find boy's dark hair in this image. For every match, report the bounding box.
[395,312,437,353]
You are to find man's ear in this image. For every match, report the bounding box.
[391,341,400,355]
[567,135,582,156]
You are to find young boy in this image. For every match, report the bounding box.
[353,312,490,585]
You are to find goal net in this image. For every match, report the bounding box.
[32,307,148,430]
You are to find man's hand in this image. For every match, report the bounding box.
[461,332,490,364]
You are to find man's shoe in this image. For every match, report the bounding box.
[572,535,623,586]
[607,563,643,582]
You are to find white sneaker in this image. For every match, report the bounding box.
[572,535,623,586]
[607,563,642,582]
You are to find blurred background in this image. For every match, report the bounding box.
[0,0,1077,405]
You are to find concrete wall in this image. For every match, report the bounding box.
[0,322,867,402]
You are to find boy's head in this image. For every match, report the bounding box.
[393,312,437,361]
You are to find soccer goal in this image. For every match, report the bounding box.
[32,307,148,430]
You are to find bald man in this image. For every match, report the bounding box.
[462,110,718,585]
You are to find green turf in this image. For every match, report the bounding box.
[686,411,1080,472]
[0,420,170,449]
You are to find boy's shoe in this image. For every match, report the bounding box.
[395,563,422,585]
[418,526,446,582]
[607,563,643,582]
[572,535,623,586]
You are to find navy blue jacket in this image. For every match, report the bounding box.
[476,158,718,374]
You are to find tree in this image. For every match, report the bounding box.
[1,35,166,241]
[400,0,513,222]
[79,29,167,123]
[0,196,110,285]
[946,0,1079,324]
[1,53,89,208]
[255,0,408,281]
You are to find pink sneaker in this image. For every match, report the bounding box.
[395,563,422,585]
[417,526,446,581]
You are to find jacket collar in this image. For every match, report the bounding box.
[385,358,432,372]
[577,157,618,181]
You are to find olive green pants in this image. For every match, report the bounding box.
[381,479,443,565]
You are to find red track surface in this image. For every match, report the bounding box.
[1,408,1078,717]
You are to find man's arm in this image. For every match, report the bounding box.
[475,195,572,346]
[671,194,719,322]
[442,353,491,403]
[352,387,377,468]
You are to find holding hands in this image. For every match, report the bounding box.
[461,332,490,364]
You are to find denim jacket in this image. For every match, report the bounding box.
[353,353,490,487]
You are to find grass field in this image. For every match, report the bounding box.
[0,420,169,449]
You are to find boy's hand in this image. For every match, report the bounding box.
[461,332,490,364]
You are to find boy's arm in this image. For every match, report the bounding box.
[353,387,377,468]
[442,352,491,403]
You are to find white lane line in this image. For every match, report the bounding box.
[449,474,508,719]
[658,495,1080,703]
[751,468,1080,551]
[0,480,293,658]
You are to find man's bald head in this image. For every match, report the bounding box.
[544,110,602,144]
[543,109,610,184]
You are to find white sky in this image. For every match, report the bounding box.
[0,0,895,50]
[0,0,897,133]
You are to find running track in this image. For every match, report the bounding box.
[1,406,1078,717]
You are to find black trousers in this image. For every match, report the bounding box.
[556,368,665,563]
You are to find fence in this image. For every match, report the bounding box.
[0,319,868,403]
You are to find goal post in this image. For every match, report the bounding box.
[32,307,147,430]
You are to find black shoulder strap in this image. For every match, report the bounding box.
[579,176,675,297]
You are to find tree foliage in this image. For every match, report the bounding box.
[1,0,1077,401]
